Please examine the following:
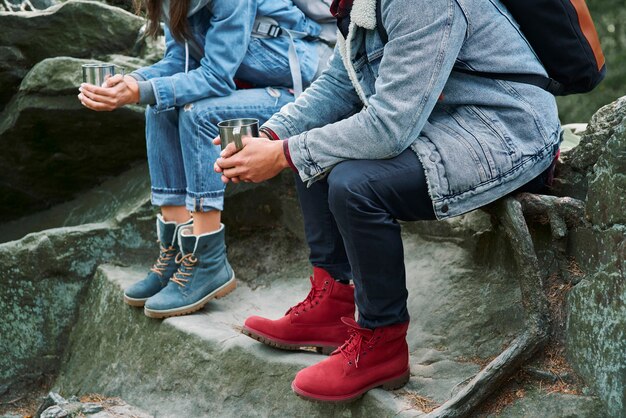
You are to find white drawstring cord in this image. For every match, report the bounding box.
[185,41,189,73]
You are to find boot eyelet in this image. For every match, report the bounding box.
[324,281,329,285]
[348,361,352,365]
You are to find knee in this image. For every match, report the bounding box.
[327,162,372,217]
[178,102,218,139]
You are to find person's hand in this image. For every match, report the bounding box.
[212,131,272,183]
[78,74,139,111]
[214,137,288,184]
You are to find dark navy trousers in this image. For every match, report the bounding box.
[294,148,548,329]
[294,149,436,329]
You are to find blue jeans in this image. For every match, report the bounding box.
[295,148,547,329]
[146,87,294,212]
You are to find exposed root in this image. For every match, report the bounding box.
[424,194,585,417]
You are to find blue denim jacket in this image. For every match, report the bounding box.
[264,0,561,219]
[132,0,321,112]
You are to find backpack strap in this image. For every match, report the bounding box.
[452,67,565,95]
[375,0,388,44]
[252,16,333,97]
[373,0,563,95]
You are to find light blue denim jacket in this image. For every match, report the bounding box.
[132,0,321,112]
[263,0,561,219]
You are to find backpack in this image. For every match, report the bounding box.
[375,0,606,96]
[252,0,335,96]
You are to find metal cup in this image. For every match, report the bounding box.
[217,118,260,151]
[81,63,124,86]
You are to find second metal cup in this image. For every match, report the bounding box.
[217,118,259,150]
[81,63,124,86]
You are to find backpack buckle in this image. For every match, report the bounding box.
[254,21,282,38]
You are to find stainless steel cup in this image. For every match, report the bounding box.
[81,63,124,86]
[217,118,259,150]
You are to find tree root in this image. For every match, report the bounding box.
[425,193,585,417]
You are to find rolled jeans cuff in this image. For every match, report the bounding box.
[185,191,225,212]
[151,188,224,212]
[151,188,186,208]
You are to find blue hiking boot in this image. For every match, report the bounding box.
[143,224,236,318]
[123,215,192,307]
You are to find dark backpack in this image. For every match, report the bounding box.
[375,0,606,96]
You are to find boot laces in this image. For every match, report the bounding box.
[337,329,370,368]
[150,242,177,276]
[170,253,198,287]
[286,276,328,315]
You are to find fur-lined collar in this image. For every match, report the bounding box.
[336,0,378,107]
[351,0,377,29]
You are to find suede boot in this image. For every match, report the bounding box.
[291,317,410,402]
[242,267,355,354]
[124,215,192,307]
[144,224,236,318]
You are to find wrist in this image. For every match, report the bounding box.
[124,75,140,104]
[281,139,297,171]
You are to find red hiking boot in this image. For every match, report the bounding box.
[291,317,410,402]
[242,267,355,354]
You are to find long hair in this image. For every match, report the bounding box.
[134,0,191,43]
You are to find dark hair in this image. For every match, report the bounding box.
[134,0,191,43]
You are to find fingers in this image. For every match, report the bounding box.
[212,136,222,146]
[103,74,124,88]
[219,142,239,159]
[80,83,117,98]
[78,92,114,111]
[79,85,120,109]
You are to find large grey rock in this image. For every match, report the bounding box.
[565,95,626,418]
[0,56,147,221]
[0,163,151,244]
[0,1,143,109]
[0,191,155,396]
[52,220,538,417]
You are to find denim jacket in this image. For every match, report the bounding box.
[132,0,321,112]
[264,0,561,219]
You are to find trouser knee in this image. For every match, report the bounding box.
[327,163,373,224]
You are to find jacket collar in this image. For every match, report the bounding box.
[351,0,377,30]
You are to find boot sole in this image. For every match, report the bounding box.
[144,275,237,319]
[123,294,148,307]
[241,326,338,355]
[291,368,410,403]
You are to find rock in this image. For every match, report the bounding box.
[35,395,151,418]
[34,392,69,418]
[488,388,605,418]
[0,56,147,221]
[585,100,626,227]
[0,196,155,397]
[565,95,626,418]
[40,406,68,418]
[0,163,150,244]
[2,0,56,10]
[0,46,29,109]
[566,97,626,174]
[0,1,144,110]
[81,403,103,414]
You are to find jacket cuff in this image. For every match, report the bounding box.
[259,126,281,141]
[136,80,157,105]
[128,72,147,82]
[282,139,297,172]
